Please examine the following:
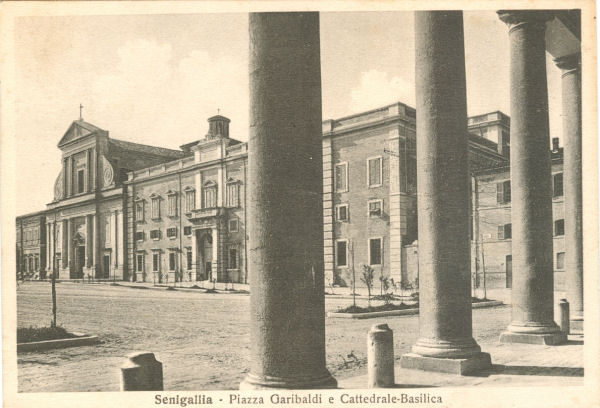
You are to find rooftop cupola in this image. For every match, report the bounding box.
[206,114,230,139]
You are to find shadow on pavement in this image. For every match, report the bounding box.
[388,384,439,388]
[491,364,583,377]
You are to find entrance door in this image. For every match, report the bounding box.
[103,254,110,279]
[506,255,512,289]
[74,246,85,279]
[196,231,213,281]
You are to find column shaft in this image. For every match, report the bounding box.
[86,214,93,267]
[211,227,218,282]
[498,10,565,344]
[408,10,481,359]
[556,53,583,325]
[241,12,336,389]
[93,214,98,272]
[191,230,198,280]
[46,223,51,271]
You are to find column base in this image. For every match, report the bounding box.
[400,352,491,375]
[499,331,567,345]
[239,372,337,390]
[570,318,583,333]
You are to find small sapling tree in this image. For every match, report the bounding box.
[360,264,374,308]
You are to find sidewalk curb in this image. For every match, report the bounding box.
[17,332,100,353]
[328,300,504,319]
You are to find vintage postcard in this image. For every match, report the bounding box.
[1,1,598,407]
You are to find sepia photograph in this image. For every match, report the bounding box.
[1,1,598,407]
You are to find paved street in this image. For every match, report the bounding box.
[17,282,582,392]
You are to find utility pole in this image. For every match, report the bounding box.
[480,236,487,300]
[51,220,57,328]
[472,176,480,298]
[350,241,356,308]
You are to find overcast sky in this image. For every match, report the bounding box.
[13,11,564,214]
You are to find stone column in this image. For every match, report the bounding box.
[497,10,566,345]
[93,214,99,273]
[86,214,94,267]
[241,12,336,389]
[63,158,68,197]
[66,219,72,276]
[46,222,51,272]
[112,211,118,274]
[191,230,198,280]
[211,226,218,282]
[400,11,491,375]
[117,211,124,271]
[217,167,223,207]
[555,52,583,331]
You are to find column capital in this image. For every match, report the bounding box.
[554,52,581,73]
[497,10,553,32]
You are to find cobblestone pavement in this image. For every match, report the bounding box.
[16,282,582,392]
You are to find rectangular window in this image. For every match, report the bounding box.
[151,197,160,219]
[556,252,565,270]
[135,231,144,241]
[167,227,177,239]
[336,240,347,267]
[186,250,192,270]
[229,219,239,232]
[150,229,160,240]
[368,199,382,217]
[496,180,511,204]
[553,173,564,197]
[184,226,192,236]
[34,256,39,271]
[136,254,144,272]
[228,247,238,269]
[204,187,217,208]
[185,190,196,213]
[369,238,382,266]
[135,202,145,222]
[168,194,178,217]
[152,253,160,272]
[169,252,176,271]
[336,204,348,222]
[498,224,512,240]
[555,219,565,236]
[367,157,382,187]
[335,162,348,192]
[226,183,239,207]
[77,169,85,194]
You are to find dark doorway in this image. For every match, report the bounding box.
[73,245,85,279]
[103,254,110,279]
[506,255,512,288]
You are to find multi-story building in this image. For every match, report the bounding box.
[125,115,248,284]
[16,211,46,279]
[470,138,565,290]
[323,103,508,288]
[15,102,566,289]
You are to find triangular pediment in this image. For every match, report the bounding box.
[58,120,104,148]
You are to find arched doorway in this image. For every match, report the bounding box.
[196,230,213,281]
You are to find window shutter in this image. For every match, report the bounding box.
[504,181,511,203]
[497,225,505,240]
[496,182,504,204]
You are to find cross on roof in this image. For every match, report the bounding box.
[79,103,84,120]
